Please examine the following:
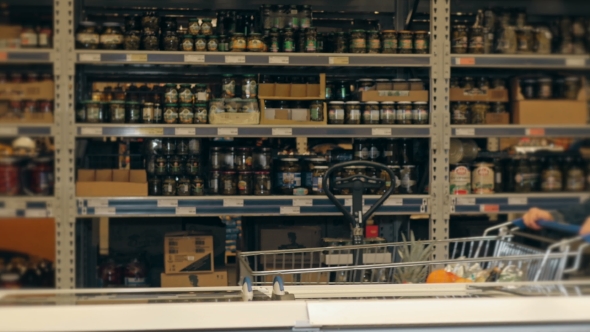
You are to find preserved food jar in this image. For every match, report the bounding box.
[124,30,141,50]
[141,12,159,30]
[541,158,562,192]
[310,100,324,121]
[381,30,397,53]
[520,79,536,99]
[221,171,237,195]
[178,104,194,124]
[22,100,36,113]
[334,31,348,53]
[209,170,221,195]
[231,33,247,51]
[516,26,534,54]
[20,25,38,48]
[472,161,494,194]
[276,158,301,195]
[142,30,159,50]
[148,177,161,196]
[76,21,100,49]
[254,171,271,195]
[201,18,213,36]
[235,147,252,171]
[168,155,183,175]
[141,102,154,123]
[188,138,200,155]
[192,175,205,196]
[38,100,52,114]
[153,103,162,123]
[413,30,429,54]
[195,35,207,51]
[380,101,395,124]
[194,103,207,124]
[126,101,141,123]
[185,155,200,176]
[399,165,417,194]
[452,25,468,53]
[350,30,366,53]
[353,139,369,160]
[273,5,286,29]
[209,146,222,170]
[300,5,311,29]
[242,74,257,98]
[194,84,209,101]
[237,171,252,195]
[163,104,178,124]
[470,102,488,124]
[468,27,484,54]
[283,28,295,52]
[450,164,471,194]
[328,101,345,124]
[155,156,167,175]
[412,101,429,124]
[311,165,328,195]
[188,19,201,35]
[398,30,413,54]
[177,139,189,156]
[162,138,176,155]
[162,30,179,51]
[396,101,413,124]
[345,101,361,124]
[247,33,264,52]
[367,30,381,53]
[269,29,280,52]
[164,84,178,103]
[357,78,374,92]
[224,147,236,170]
[85,101,104,123]
[162,176,176,196]
[362,102,380,124]
[38,26,52,48]
[181,35,193,51]
[253,147,272,171]
[222,74,236,98]
[537,77,553,99]
[305,27,317,53]
[178,84,193,104]
[218,35,228,52]
[177,176,191,196]
[564,76,581,100]
[565,157,585,192]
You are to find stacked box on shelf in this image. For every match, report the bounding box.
[76,169,148,196]
[0,80,54,123]
[358,79,429,103]
[222,216,242,256]
[450,85,510,124]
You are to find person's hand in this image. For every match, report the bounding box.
[522,207,554,230]
[580,217,590,235]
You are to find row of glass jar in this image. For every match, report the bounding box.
[519,76,581,100]
[451,102,508,125]
[5,100,54,116]
[149,171,271,196]
[327,101,429,125]
[145,138,201,156]
[209,146,272,171]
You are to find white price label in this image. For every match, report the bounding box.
[293,198,313,207]
[280,206,300,214]
[218,128,239,136]
[372,128,392,136]
[225,55,245,63]
[565,58,585,67]
[0,209,16,216]
[175,128,195,135]
[0,127,18,135]
[25,209,47,217]
[455,128,475,136]
[224,199,244,207]
[456,197,476,205]
[79,53,101,62]
[329,57,349,65]
[95,207,116,215]
[508,197,528,205]
[269,56,289,64]
[184,54,205,63]
[272,128,292,136]
[86,199,109,207]
[383,198,403,206]
[176,207,196,214]
[126,54,147,62]
[5,200,26,209]
[80,127,103,136]
[344,198,352,206]
[157,199,178,207]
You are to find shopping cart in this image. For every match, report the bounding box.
[239,161,590,285]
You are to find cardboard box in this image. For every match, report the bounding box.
[160,269,228,287]
[486,112,510,125]
[358,90,429,102]
[76,169,147,197]
[259,74,326,100]
[0,111,53,124]
[260,226,322,251]
[164,232,214,274]
[0,25,22,40]
[208,110,259,125]
[511,77,588,125]
[0,81,54,101]
[450,87,509,102]
[260,99,327,126]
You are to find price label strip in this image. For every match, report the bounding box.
[218,128,239,136]
[25,209,48,218]
[157,199,178,207]
[329,57,349,65]
[86,199,109,207]
[280,206,300,215]
[137,127,164,136]
[225,55,245,63]
[455,128,475,136]
[272,128,292,136]
[455,197,476,205]
[176,207,196,214]
[175,128,195,135]
[224,199,244,207]
[184,54,205,63]
[293,198,313,207]
[0,127,19,136]
[480,204,499,213]
[79,53,101,62]
[383,198,403,206]
[372,128,392,136]
[126,54,148,62]
[80,127,103,136]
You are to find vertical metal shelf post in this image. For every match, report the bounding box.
[429,0,451,260]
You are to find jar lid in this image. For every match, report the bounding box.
[367,30,379,33]
[365,101,379,104]
[408,78,423,82]
[164,103,178,107]
[180,83,191,87]
[375,79,390,82]
[357,78,374,82]
[351,29,365,33]
[249,33,261,36]
[196,83,207,87]
[183,34,193,38]
[180,103,193,107]
[391,78,406,82]
[109,100,125,104]
[381,101,395,104]
[222,74,234,77]
[103,22,122,27]
[232,32,245,36]
[382,30,396,33]
[243,74,256,77]
[399,30,413,33]
[195,34,206,37]
[329,101,344,104]
[254,171,270,174]
[143,102,153,105]
[414,101,428,105]
[280,158,299,161]
[397,101,412,104]
[314,166,329,169]
[345,101,360,104]
[195,103,207,107]
[80,21,97,27]
[202,18,212,22]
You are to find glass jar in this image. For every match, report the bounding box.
[222,74,236,98]
[209,170,221,195]
[153,103,162,123]
[148,177,161,196]
[283,28,295,52]
[176,139,188,155]
[231,33,247,52]
[396,101,413,124]
[142,30,159,50]
[516,26,534,54]
[538,78,553,99]
[253,147,272,171]
[194,84,209,102]
[398,30,413,54]
[206,35,218,51]
[178,104,194,124]
[224,147,236,170]
[399,165,417,194]
[521,79,536,99]
[191,175,205,196]
[414,30,429,54]
[162,138,176,155]
[267,29,279,53]
[109,100,125,123]
[366,30,381,53]
[100,22,124,50]
[124,30,141,50]
[470,102,489,124]
[310,165,328,195]
[168,155,183,175]
[254,171,271,195]
[345,101,361,124]
[188,19,201,35]
[350,30,366,53]
[363,102,380,124]
[209,146,223,170]
[413,101,429,124]
[221,171,237,195]
[163,104,178,124]
[184,155,199,176]
[76,21,100,49]
[201,18,213,36]
[38,100,52,114]
[564,76,581,100]
[177,176,191,196]
[178,84,193,104]
[181,35,193,51]
[218,35,229,52]
[541,158,562,192]
[162,176,176,196]
[468,27,484,54]
[162,31,179,51]
[237,171,252,195]
[452,25,468,54]
[242,74,257,98]
[207,98,223,114]
[334,31,348,53]
[84,100,104,123]
[381,30,397,53]
[164,84,178,103]
[141,102,154,123]
[141,12,159,30]
[328,101,345,124]
[245,32,263,52]
[304,27,317,53]
[262,5,272,30]
[195,35,207,51]
[310,100,324,122]
[300,5,311,29]
[193,103,207,124]
[380,102,395,124]
[155,156,167,175]
[126,101,141,123]
[235,147,252,171]
[276,158,302,195]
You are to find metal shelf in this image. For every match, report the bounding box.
[452,125,590,138]
[77,195,429,217]
[76,50,431,67]
[76,124,431,138]
[451,54,590,69]
[451,193,590,214]
[0,197,54,218]
[0,124,53,137]
[0,49,53,64]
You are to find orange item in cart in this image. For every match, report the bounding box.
[426,269,460,283]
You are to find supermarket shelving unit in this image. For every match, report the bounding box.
[5,0,590,289]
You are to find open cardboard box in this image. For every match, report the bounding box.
[450,87,509,102]
[0,110,53,124]
[76,169,147,197]
[260,99,327,125]
[259,74,326,100]
[0,81,54,101]
[209,110,260,125]
[358,89,429,102]
[161,269,228,287]
[511,77,588,125]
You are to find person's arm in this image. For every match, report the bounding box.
[523,199,590,234]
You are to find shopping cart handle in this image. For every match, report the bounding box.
[512,218,582,235]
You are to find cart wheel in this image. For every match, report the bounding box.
[241,276,254,302]
[272,276,285,296]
